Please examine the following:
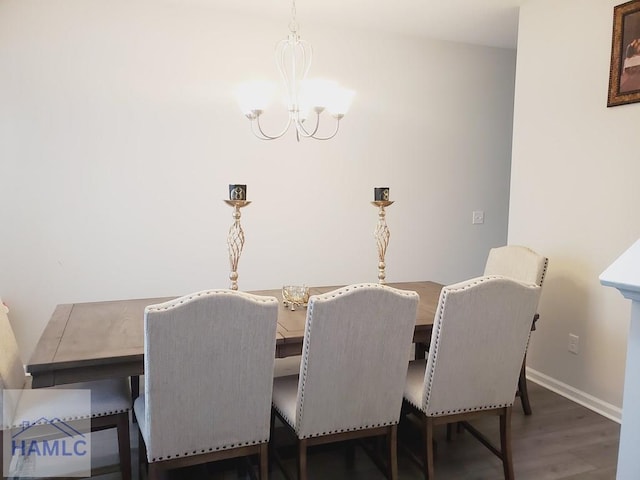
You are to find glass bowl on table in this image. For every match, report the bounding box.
[282,285,310,311]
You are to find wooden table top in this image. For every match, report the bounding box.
[27,281,442,387]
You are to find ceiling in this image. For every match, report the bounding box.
[180,0,525,49]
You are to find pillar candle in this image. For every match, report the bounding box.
[374,187,389,201]
[229,184,247,201]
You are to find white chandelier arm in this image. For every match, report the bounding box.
[250,114,293,141]
[294,112,342,140]
[309,117,342,141]
[276,39,294,108]
[276,37,312,112]
[294,111,322,138]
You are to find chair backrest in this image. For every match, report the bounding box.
[294,283,419,439]
[142,289,279,460]
[421,276,541,416]
[0,300,27,427]
[484,245,548,287]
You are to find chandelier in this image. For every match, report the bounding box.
[235,0,355,141]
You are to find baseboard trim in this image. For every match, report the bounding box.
[526,367,622,424]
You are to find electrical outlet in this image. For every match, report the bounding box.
[472,211,484,224]
[568,333,579,354]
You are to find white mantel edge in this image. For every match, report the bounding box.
[599,238,640,480]
[600,238,640,301]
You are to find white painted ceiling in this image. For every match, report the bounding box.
[179,0,525,49]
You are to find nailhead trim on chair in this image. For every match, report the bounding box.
[5,407,130,429]
[273,402,296,430]
[92,407,130,417]
[299,422,397,440]
[295,295,313,435]
[540,257,549,287]
[145,289,278,314]
[148,438,268,462]
[275,400,397,440]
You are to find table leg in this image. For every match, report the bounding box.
[131,375,140,423]
[415,342,427,360]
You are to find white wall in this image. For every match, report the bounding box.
[0,0,516,360]
[511,0,640,416]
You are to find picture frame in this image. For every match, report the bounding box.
[608,0,640,107]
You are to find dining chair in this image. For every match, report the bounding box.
[484,245,548,415]
[403,276,541,480]
[0,300,131,479]
[134,289,278,480]
[271,283,419,480]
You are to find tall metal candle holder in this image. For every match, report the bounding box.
[371,200,394,284]
[224,199,251,290]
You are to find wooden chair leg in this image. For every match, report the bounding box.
[116,412,132,480]
[500,407,515,480]
[1,434,4,480]
[269,410,276,474]
[130,376,139,424]
[259,442,269,480]
[387,424,398,480]
[424,417,435,480]
[345,440,356,468]
[138,429,147,479]
[297,438,308,480]
[148,463,161,480]
[446,421,464,439]
[518,353,532,415]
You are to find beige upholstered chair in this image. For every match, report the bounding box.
[0,300,131,479]
[134,289,278,480]
[484,245,548,415]
[484,245,548,287]
[403,276,541,480]
[271,283,419,480]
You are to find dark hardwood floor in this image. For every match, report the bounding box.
[93,382,619,480]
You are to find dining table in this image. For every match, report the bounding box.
[26,281,443,389]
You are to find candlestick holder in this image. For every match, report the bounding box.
[224,199,251,290]
[371,200,394,284]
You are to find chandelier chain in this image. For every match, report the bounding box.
[289,0,299,34]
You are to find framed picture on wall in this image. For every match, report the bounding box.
[608,0,640,107]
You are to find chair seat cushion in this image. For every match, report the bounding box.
[134,394,148,444]
[60,378,132,417]
[404,359,426,411]
[272,374,299,430]
[9,378,131,428]
[274,356,301,378]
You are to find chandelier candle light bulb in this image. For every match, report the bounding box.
[236,0,354,141]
